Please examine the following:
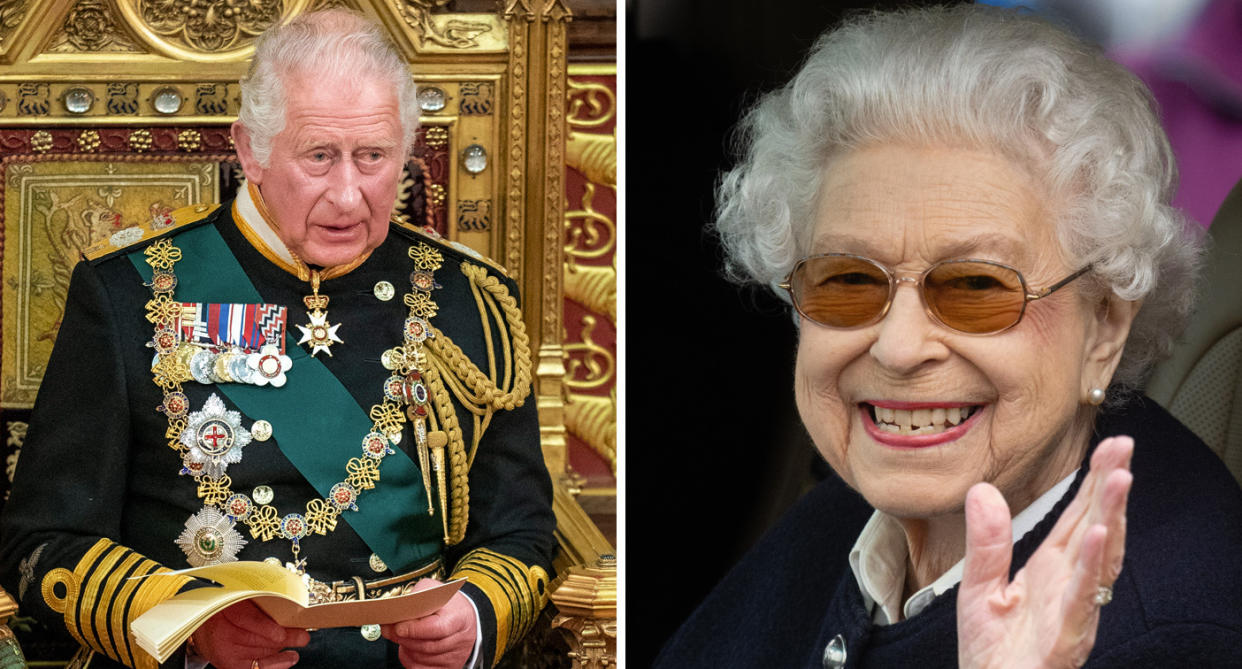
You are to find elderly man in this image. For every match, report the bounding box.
[0,9,554,669]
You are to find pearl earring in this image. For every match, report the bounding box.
[1087,387,1106,405]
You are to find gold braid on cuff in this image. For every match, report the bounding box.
[452,548,549,666]
[42,538,192,669]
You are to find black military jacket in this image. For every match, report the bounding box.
[0,202,555,668]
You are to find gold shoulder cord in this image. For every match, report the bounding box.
[424,261,532,544]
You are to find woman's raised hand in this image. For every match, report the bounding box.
[957,436,1134,669]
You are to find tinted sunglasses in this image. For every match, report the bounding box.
[779,253,1091,335]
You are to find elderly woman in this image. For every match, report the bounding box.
[655,5,1242,668]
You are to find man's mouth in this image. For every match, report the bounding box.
[319,221,361,231]
[863,402,983,436]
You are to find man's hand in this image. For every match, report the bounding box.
[957,436,1134,669]
[189,600,309,669]
[381,579,478,669]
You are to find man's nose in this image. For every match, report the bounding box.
[326,159,364,211]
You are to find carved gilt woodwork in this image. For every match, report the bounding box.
[550,554,617,669]
[0,0,27,51]
[0,3,614,662]
[563,64,615,478]
[47,0,143,53]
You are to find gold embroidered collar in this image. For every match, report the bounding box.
[231,181,371,283]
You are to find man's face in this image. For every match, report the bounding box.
[235,70,405,267]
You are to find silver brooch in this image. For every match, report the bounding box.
[181,393,252,478]
[176,506,247,567]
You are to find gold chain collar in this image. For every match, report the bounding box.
[143,237,447,573]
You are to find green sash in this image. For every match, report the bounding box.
[129,223,440,572]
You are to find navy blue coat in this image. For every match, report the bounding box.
[656,398,1242,668]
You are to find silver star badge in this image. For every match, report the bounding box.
[176,506,247,567]
[181,393,252,478]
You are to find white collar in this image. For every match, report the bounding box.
[847,469,1078,624]
[234,180,297,266]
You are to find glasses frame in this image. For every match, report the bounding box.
[778,253,1092,336]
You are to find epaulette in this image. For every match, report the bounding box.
[82,203,221,264]
[389,216,511,278]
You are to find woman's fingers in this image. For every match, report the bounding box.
[1067,438,1132,585]
[1048,439,1134,663]
[1062,523,1107,630]
[958,483,1021,666]
[1046,437,1134,553]
[1059,523,1108,667]
[961,482,1015,607]
[1088,437,1133,518]
[1098,468,1132,582]
[1094,439,1133,584]
[958,437,1135,669]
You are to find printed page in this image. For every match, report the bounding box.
[254,578,464,628]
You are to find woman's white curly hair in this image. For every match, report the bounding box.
[714,4,1202,392]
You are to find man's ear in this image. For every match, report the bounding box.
[1083,293,1141,394]
[231,122,265,185]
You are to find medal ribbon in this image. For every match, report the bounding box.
[130,223,440,572]
[176,301,288,352]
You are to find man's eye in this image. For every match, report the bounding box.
[310,151,330,162]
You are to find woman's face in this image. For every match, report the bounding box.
[796,144,1123,519]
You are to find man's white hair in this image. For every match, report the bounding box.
[237,8,420,167]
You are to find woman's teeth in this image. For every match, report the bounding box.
[869,405,978,435]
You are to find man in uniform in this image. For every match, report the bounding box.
[0,9,555,669]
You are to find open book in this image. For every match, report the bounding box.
[130,560,464,662]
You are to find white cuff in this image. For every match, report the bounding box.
[462,591,483,668]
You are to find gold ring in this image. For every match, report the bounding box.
[1093,585,1113,606]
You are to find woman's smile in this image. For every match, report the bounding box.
[859,401,985,447]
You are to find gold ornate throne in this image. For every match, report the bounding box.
[0,1,617,666]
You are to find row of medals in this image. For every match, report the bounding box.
[189,345,288,386]
[153,337,292,387]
